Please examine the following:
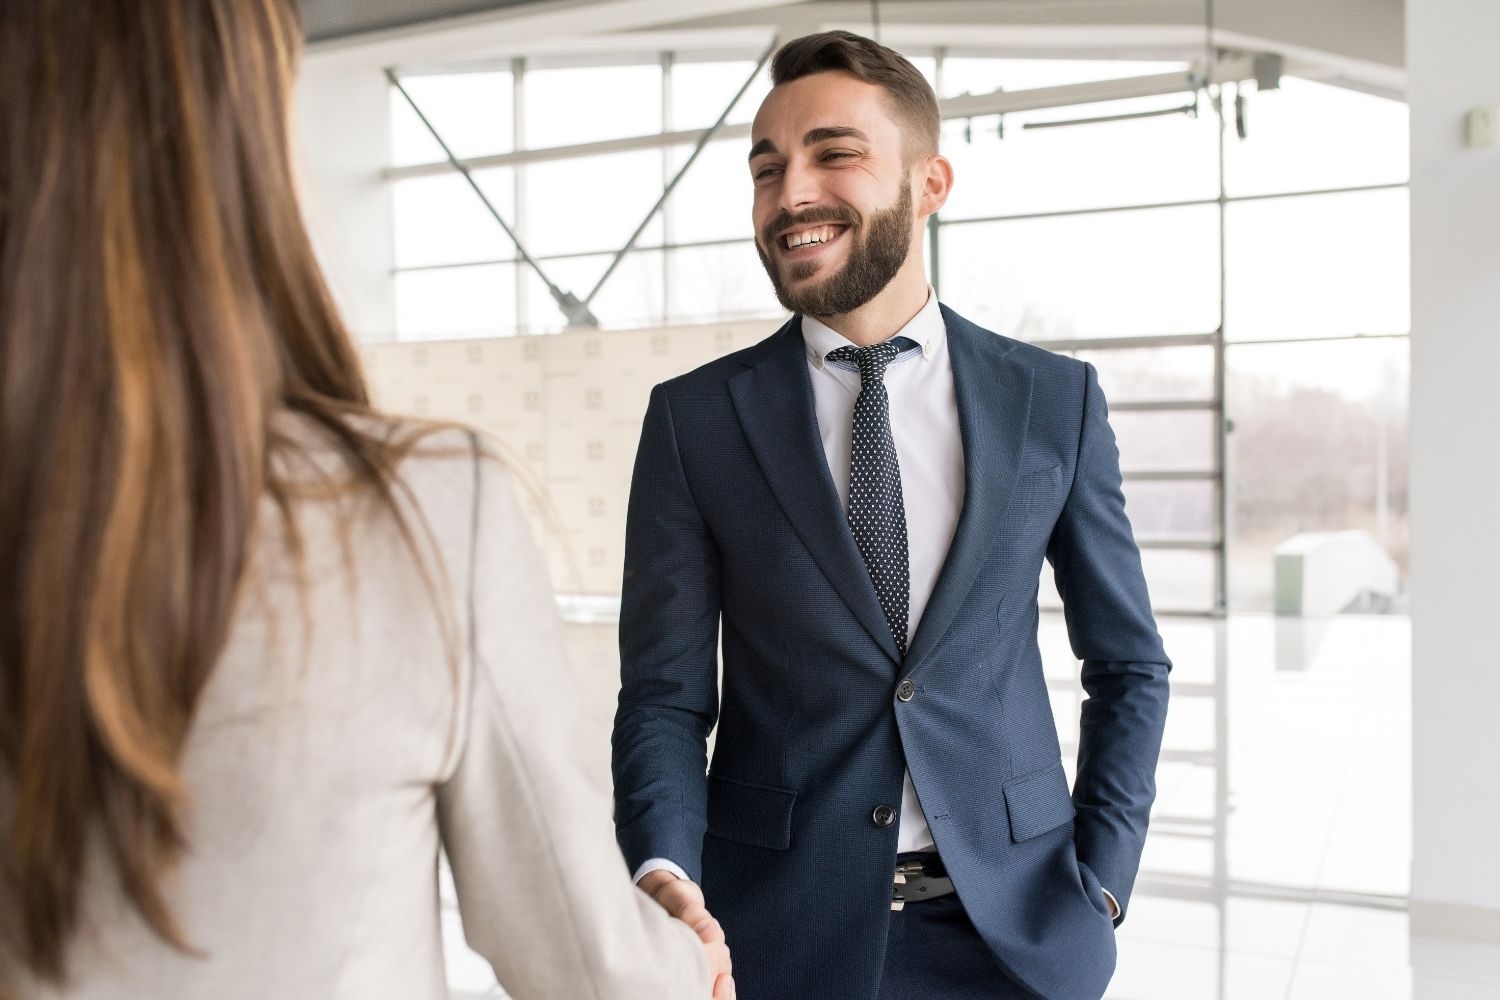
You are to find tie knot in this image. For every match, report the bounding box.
[826,338,912,387]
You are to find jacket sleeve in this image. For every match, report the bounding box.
[1046,361,1172,925]
[436,445,710,1000]
[611,384,722,883]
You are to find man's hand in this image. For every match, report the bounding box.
[640,870,734,999]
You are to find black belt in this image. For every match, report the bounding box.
[892,853,955,910]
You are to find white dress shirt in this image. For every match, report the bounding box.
[802,288,963,855]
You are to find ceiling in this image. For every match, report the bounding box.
[299,0,552,43]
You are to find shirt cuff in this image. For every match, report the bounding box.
[1100,886,1121,920]
[632,857,691,886]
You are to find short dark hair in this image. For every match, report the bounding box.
[770,30,940,161]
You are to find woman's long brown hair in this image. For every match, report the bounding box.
[0,0,433,983]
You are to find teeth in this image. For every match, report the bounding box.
[785,226,839,249]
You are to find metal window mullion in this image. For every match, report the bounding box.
[661,50,673,325]
[513,56,527,335]
[930,47,946,300]
[1213,78,1230,618]
[1029,332,1220,352]
[1136,539,1221,551]
[1223,330,1411,347]
[1109,400,1218,412]
[1123,470,1217,482]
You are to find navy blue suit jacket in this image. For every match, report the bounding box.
[612,305,1171,1000]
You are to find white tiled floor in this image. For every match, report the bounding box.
[444,612,1500,999]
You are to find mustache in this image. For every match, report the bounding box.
[761,207,860,245]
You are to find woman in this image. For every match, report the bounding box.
[0,2,730,997]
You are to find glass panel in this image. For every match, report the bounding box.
[1227,337,1409,612]
[521,151,664,257]
[525,63,662,148]
[1223,78,1409,197]
[666,243,782,325]
[939,95,1219,219]
[521,252,664,334]
[938,205,1220,340]
[1124,480,1217,542]
[389,71,514,167]
[1225,188,1409,341]
[669,53,932,133]
[670,59,773,130]
[1039,547,1214,613]
[392,168,515,269]
[1075,346,1217,402]
[1140,548,1217,612]
[1114,410,1217,473]
[395,263,518,340]
[939,57,1191,98]
[665,140,755,244]
[906,56,938,89]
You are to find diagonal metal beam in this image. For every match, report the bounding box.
[385,68,598,327]
[582,38,776,310]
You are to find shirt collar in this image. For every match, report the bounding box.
[802,286,944,369]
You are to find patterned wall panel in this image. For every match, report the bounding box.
[362,318,777,596]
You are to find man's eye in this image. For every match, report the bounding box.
[754,166,783,179]
[823,151,856,161]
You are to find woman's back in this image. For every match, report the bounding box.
[12,419,708,999]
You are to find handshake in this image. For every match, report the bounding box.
[639,870,736,1000]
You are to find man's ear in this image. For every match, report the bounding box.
[917,153,954,218]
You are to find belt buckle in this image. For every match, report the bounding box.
[892,859,926,911]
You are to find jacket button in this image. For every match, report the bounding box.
[896,679,916,702]
[872,804,897,828]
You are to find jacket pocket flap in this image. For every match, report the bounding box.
[1003,763,1075,842]
[706,775,796,850]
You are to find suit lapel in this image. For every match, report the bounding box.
[905,305,1035,670]
[728,318,903,665]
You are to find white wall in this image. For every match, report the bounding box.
[361,318,776,593]
[294,61,397,340]
[1408,0,1500,940]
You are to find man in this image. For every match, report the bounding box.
[613,30,1170,1000]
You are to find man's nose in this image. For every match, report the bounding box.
[777,159,821,214]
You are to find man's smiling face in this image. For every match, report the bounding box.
[748,71,920,317]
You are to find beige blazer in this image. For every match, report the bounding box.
[21,420,709,1000]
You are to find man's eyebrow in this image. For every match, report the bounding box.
[803,126,870,145]
[748,138,779,161]
[748,126,871,162]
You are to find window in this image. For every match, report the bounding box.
[939,96,1219,219]
[382,52,1411,620]
[392,169,515,269]
[523,62,662,148]
[1228,337,1408,611]
[939,204,1221,340]
[395,263,518,340]
[670,58,771,130]
[1223,78,1408,197]
[389,70,513,167]
[521,151,664,257]
[1225,188,1410,341]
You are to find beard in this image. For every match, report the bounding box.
[755,179,914,318]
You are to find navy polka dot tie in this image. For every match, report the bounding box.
[826,338,917,658]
